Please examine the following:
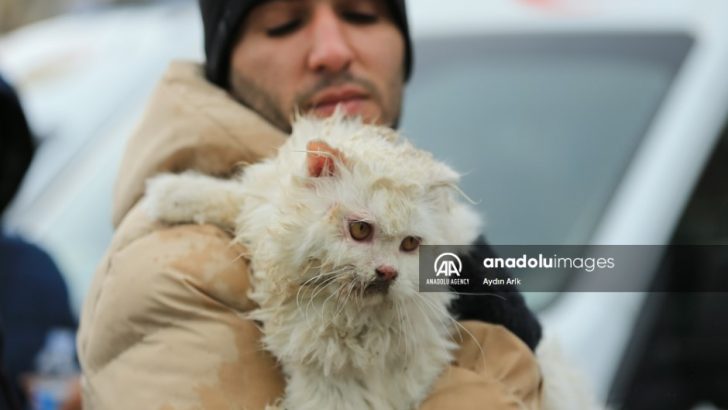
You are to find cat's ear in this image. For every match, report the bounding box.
[306,140,347,178]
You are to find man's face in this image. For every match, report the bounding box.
[229,0,405,132]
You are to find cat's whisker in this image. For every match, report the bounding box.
[413,295,461,346]
[300,267,339,287]
[333,280,357,322]
[297,269,337,304]
[394,299,410,363]
[413,294,488,372]
[297,276,321,305]
[315,276,351,325]
[449,182,480,206]
[408,295,448,343]
[296,281,313,313]
[399,301,409,362]
[303,277,331,322]
[304,278,335,323]
[301,274,333,299]
[320,284,343,326]
[416,294,453,332]
[300,264,353,289]
[404,299,420,364]
[299,265,354,321]
[450,320,487,371]
[408,295,466,369]
[301,259,330,273]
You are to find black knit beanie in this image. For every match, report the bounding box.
[199,0,413,89]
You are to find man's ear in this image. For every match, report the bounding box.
[306,140,347,177]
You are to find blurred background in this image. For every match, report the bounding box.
[1,0,727,409]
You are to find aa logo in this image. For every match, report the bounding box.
[434,253,462,277]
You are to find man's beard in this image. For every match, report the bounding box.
[229,72,401,133]
[229,72,293,133]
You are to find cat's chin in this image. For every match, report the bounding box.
[333,281,396,307]
[363,280,391,296]
[357,292,390,307]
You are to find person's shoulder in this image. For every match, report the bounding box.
[103,205,257,312]
[422,321,543,410]
[0,232,43,253]
[78,212,261,386]
[0,233,61,278]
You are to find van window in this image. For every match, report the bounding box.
[402,33,693,246]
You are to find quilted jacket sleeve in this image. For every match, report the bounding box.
[78,208,284,409]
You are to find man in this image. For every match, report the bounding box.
[78,1,544,408]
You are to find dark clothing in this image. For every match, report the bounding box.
[1,74,75,409]
[0,233,76,407]
[450,236,543,351]
[0,76,35,215]
[1,318,20,410]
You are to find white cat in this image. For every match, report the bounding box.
[145,114,597,410]
[145,114,479,410]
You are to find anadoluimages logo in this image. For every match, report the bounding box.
[434,253,462,277]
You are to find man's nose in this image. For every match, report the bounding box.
[306,6,354,74]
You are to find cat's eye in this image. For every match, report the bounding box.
[349,221,373,241]
[400,236,421,252]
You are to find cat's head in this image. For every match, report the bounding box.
[262,115,481,307]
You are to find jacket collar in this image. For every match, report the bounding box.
[112,61,286,227]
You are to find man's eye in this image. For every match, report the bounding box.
[342,12,378,24]
[266,19,302,37]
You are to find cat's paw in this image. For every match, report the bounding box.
[263,397,286,410]
[144,172,197,224]
[143,172,242,229]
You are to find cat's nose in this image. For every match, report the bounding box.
[375,265,398,282]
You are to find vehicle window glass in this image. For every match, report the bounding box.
[401,34,693,307]
[402,34,692,246]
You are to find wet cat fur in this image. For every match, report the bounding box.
[145,114,481,410]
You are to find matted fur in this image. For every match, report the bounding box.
[146,114,481,410]
[145,114,597,410]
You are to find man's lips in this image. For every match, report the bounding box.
[307,86,370,115]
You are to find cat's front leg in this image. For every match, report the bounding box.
[263,398,286,410]
[144,171,243,231]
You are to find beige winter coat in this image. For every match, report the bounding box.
[77,61,543,410]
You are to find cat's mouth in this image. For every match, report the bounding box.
[298,262,393,300]
[363,278,391,295]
